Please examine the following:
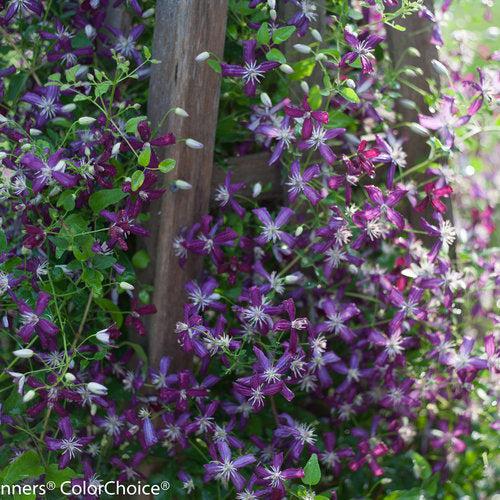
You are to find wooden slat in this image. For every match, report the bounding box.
[144,0,228,368]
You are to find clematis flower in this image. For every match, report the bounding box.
[255,452,304,496]
[125,298,156,336]
[22,85,66,127]
[364,185,407,230]
[221,40,279,97]
[214,171,246,217]
[4,0,43,23]
[284,96,329,139]
[106,25,145,65]
[416,180,452,214]
[14,291,58,346]
[257,115,296,165]
[21,151,78,193]
[45,417,93,469]
[253,207,295,247]
[340,29,383,74]
[204,441,255,492]
[286,161,322,205]
[298,126,345,164]
[420,214,456,261]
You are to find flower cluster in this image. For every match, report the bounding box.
[0,0,497,499]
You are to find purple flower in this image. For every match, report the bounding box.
[275,414,317,460]
[420,214,456,261]
[317,300,360,343]
[364,185,407,230]
[298,126,345,164]
[257,115,296,165]
[419,96,470,148]
[22,85,66,127]
[286,161,322,205]
[125,298,156,336]
[15,292,58,346]
[204,441,255,492]
[106,25,145,65]
[340,29,383,74]
[21,151,78,193]
[110,451,146,482]
[185,278,224,312]
[255,452,304,496]
[46,417,93,469]
[285,97,329,139]
[444,337,487,380]
[4,0,43,23]
[253,207,295,247]
[221,40,279,97]
[214,171,246,217]
[319,433,354,476]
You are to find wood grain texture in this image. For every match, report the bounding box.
[385,0,454,232]
[144,0,228,368]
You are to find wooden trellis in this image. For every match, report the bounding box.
[144,0,440,368]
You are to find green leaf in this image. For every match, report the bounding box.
[257,22,271,45]
[302,453,321,486]
[131,170,145,191]
[0,451,44,485]
[0,229,6,252]
[207,60,222,73]
[95,82,111,98]
[57,191,76,211]
[89,188,128,213]
[82,268,103,296]
[272,26,296,44]
[132,249,150,269]
[138,145,151,167]
[65,65,80,83]
[6,72,28,102]
[307,85,322,111]
[266,48,286,64]
[410,451,431,480]
[94,297,123,327]
[289,58,316,81]
[348,8,363,20]
[125,116,147,134]
[45,464,76,487]
[339,87,360,103]
[158,158,176,173]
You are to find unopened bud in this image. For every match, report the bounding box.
[295,225,304,237]
[23,390,36,403]
[64,373,76,382]
[270,9,277,20]
[345,79,356,89]
[29,128,42,136]
[260,92,272,107]
[267,0,276,8]
[119,281,134,291]
[87,382,108,395]
[96,329,110,343]
[61,103,76,113]
[195,51,210,62]
[315,53,327,62]
[185,138,204,149]
[173,180,192,190]
[279,64,294,74]
[174,107,189,117]
[284,274,300,284]
[142,8,155,18]
[111,142,122,156]
[408,47,421,57]
[85,24,96,39]
[252,182,262,198]
[311,29,322,42]
[409,123,430,136]
[294,44,312,54]
[431,59,449,77]
[78,116,96,125]
[300,81,310,94]
[13,349,34,359]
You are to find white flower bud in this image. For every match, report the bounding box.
[96,330,110,343]
[29,128,42,136]
[78,116,96,125]
[252,182,262,198]
[87,382,108,396]
[119,281,134,291]
[23,390,36,403]
[174,107,189,117]
[295,225,304,237]
[311,29,322,42]
[64,373,76,382]
[195,51,210,62]
[21,143,32,151]
[270,9,277,20]
[260,92,272,107]
[400,99,417,110]
[294,44,312,54]
[279,64,294,74]
[85,24,96,39]
[173,180,192,190]
[142,8,155,18]
[300,81,310,94]
[284,274,300,284]
[431,59,449,77]
[407,47,421,57]
[0,114,8,123]
[345,79,356,89]
[403,68,417,77]
[267,0,276,8]
[61,103,76,113]
[315,53,327,61]
[409,123,430,136]
[185,138,204,149]
[13,349,34,359]
[111,142,122,156]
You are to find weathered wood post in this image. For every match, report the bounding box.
[145,0,228,368]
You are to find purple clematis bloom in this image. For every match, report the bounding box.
[214,171,246,218]
[286,161,322,205]
[256,452,304,496]
[185,278,224,312]
[285,96,329,139]
[46,417,93,469]
[204,441,255,492]
[419,96,470,148]
[107,25,145,65]
[319,432,354,476]
[340,29,383,74]
[298,126,345,165]
[253,207,295,247]
[21,151,78,193]
[387,286,425,332]
[275,414,317,460]
[221,40,279,97]
[317,300,360,343]
[257,115,296,165]
[22,85,66,127]
[15,291,58,345]
[4,0,43,23]
[444,337,487,380]
[364,185,407,230]
[420,214,456,262]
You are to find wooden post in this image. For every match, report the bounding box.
[385,0,454,231]
[144,0,228,368]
